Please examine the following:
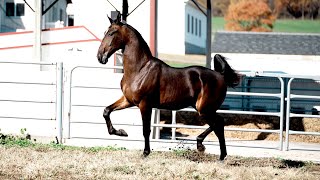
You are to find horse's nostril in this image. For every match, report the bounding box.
[97,53,102,60]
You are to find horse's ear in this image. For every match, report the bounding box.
[117,11,121,21]
[115,11,121,24]
[107,15,113,24]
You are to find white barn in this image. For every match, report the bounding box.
[0,0,208,66]
[0,0,71,32]
[70,0,207,56]
[158,0,207,55]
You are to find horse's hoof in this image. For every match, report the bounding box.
[143,150,150,157]
[219,153,227,161]
[116,129,128,137]
[197,144,206,152]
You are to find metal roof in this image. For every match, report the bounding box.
[212,31,320,55]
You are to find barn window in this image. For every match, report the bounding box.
[16,3,25,16]
[191,16,194,34]
[187,14,190,33]
[52,7,58,21]
[59,9,64,21]
[6,2,25,17]
[199,20,201,37]
[6,3,14,16]
[195,18,198,36]
[68,15,74,26]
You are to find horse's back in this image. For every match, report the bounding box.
[153,59,226,110]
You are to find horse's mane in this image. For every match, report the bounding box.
[124,23,153,57]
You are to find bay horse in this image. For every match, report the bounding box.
[97,14,240,160]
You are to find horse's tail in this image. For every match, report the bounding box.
[214,54,240,88]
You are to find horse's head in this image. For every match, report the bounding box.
[97,13,126,64]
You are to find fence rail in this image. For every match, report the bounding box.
[1,62,320,152]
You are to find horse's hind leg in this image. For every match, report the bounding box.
[213,115,227,160]
[103,95,133,136]
[196,126,213,152]
[196,113,227,160]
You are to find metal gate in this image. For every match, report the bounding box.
[67,65,146,142]
[2,62,319,152]
[0,61,63,142]
[151,73,286,150]
[66,67,290,151]
[285,75,320,151]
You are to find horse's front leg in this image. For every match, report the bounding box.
[103,95,133,136]
[139,100,152,157]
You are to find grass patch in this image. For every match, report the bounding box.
[0,130,319,179]
[273,19,320,33]
[212,17,226,32]
[0,128,35,147]
[1,130,319,179]
[212,17,320,33]
[1,146,319,179]
[0,129,126,152]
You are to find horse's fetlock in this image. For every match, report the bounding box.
[196,137,204,143]
[108,127,116,135]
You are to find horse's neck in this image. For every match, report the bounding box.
[122,32,152,73]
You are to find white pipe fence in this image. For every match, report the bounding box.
[1,62,319,152]
[152,75,285,150]
[66,65,320,151]
[0,61,63,141]
[285,77,320,151]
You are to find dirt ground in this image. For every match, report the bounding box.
[1,146,319,179]
[1,108,319,179]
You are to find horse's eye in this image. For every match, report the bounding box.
[107,30,117,36]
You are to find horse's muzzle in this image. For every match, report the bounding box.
[97,53,109,64]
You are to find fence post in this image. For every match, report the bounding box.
[56,62,63,143]
[172,111,177,140]
[285,78,294,150]
[278,77,285,151]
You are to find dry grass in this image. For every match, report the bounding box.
[160,111,320,143]
[0,145,319,179]
[1,112,319,179]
